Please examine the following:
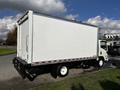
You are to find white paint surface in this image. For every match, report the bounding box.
[17,11,98,64]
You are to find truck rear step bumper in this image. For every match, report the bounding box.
[13,57,36,81]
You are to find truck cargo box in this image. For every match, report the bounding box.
[17,11,98,65]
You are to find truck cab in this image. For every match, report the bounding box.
[98,40,109,67]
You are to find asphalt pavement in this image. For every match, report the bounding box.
[0,54,120,90]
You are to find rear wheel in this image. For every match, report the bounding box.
[58,66,69,77]
[51,65,69,78]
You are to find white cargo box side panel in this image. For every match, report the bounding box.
[32,14,98,63]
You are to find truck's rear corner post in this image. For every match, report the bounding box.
[28,10,33,64]
[16,23,20,57]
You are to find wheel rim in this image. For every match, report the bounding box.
[60,66,68,76]
[99,60,103,67]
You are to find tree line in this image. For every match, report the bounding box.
[6,26,17,46]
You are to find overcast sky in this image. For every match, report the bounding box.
[0,0,120,39]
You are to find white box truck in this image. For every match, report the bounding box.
[13,10,108,81]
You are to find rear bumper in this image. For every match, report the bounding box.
[13,57,27,79]
[13,57,30,67]
[13,57,35,81]
[13,57,27,66]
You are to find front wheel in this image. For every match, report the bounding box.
[98,59,104,67]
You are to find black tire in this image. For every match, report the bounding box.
[97,59,104,67]
[51,67,58,78]
[57,65,69,77]
[80,62,90,69]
